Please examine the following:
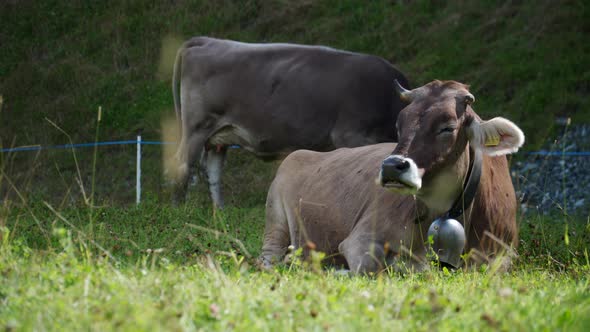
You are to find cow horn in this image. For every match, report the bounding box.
[394,80,413,102]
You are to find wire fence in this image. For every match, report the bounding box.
[0,137,240,205]
[1,137,589,205]
[1,139,588,156]
[0,140,174,153]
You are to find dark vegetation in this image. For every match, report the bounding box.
[2,1,589,145]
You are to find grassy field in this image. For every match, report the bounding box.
[2,1,590,330]
[1,200,590,331]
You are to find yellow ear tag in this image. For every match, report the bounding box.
[485,135,501,147]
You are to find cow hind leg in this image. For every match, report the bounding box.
[172,140,190,204]
[173,131,209,204]
[188,149,207,187]
[173,84,214,204]
[205,146,227,209]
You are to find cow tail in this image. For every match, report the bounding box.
[172,43,184,135]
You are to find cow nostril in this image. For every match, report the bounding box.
[381,156,413,180]
[396,160,410,171]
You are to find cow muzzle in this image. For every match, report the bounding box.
[379,155,422,194]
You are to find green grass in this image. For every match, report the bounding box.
[1,201,590,331]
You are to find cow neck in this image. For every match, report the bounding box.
[445,147,482,220]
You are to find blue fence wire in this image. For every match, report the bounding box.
[0,139,588,156]
[527,151,590,156]
[0,140,240,153]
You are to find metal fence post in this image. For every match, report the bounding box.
[136,135,141,205]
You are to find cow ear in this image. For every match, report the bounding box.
[467,117,525,156]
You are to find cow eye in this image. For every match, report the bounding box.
[438,127,455,135]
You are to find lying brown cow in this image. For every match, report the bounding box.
[261,80,524,273]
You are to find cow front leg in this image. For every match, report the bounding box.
[205,146,227,209]
[260,192,292,268]
[338,237,385,274]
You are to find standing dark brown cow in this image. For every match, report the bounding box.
[170,37,409,208]
[261,80,524,273]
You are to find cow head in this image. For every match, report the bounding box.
[379,80,524,213]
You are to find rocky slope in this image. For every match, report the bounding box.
[513,124,590,217]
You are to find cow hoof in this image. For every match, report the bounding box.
[172,196,186,206]
[257,256,275,270]
[333,269,351,277]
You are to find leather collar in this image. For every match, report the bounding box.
[445,147,482,219]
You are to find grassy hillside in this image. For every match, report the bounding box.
[1,0,588,146]
[1,0,589,205]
